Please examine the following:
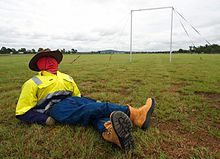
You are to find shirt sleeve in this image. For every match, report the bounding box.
[72,80,81,97]
[16,79,38,115]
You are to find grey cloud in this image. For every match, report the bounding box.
[50,33,100,42]
[0,26,49,40]
[97,28,118,37]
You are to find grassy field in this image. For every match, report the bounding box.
[0,54,219,159]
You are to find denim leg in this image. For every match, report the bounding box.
[16,109,48,125]
[92,118,110,133]
[47,96,129,127]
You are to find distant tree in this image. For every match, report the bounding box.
[178,49,183,53]
[11,48,17,54]
[38,48,44,52]
[0,47,7,54]
[31,49,36,54]
[188,44,220,54]
[26,50,32,54]
[189,46,198,53]
[0,47,12,54]
[18,48,27,54]
[71,49,77,54]
[61,48,66,54]
[210,44,220,53]
[189,46,192,51]
[6,48,12,54]
[177,49,189,53]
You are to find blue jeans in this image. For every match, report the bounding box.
[47,96,130,133]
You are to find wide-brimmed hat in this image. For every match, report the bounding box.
[29,49,63,71]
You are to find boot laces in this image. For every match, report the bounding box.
[104,121,113,135]
[104,126,113,135]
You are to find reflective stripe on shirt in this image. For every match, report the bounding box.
[31,76,42,85]
[36,90,72,109]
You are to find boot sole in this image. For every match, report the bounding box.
[111,111,134,152]
[141,98,156,130]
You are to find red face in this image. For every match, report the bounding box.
[37,57,58,74]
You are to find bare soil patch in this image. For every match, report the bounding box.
[120,86,131,96]
[195,91,220,109]
[131,79,144,84]
[168,82,186,93]
[105,87,131,97]
[153,121,220,159]
[80,79,107,87]
[79,80,96,87]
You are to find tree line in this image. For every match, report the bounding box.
[0,44,220,54]
[0,47,77,54]
[175,44,220,54]
[131,44,220,54]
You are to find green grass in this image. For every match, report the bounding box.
[0,54,220,159]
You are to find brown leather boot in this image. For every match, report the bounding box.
[129,98,155,130]
[102,111,134,152]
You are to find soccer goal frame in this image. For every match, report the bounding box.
[130,6,174,62]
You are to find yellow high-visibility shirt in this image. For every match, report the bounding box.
[16,71,81,115]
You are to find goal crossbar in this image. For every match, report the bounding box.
[130,6,174,62]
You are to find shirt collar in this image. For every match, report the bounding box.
[38,71,60,76]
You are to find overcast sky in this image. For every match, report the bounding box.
[0,0,219,52]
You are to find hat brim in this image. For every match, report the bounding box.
[29,50,63,71]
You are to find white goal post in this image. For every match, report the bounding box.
[129,6,174,62]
